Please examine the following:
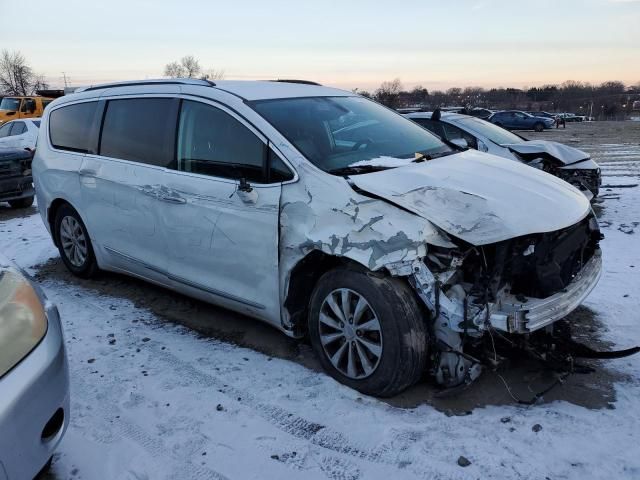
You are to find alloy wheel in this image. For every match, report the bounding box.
[318,288,383,379]
[59,216,88,267]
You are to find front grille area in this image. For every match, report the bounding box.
[0,161,23,179]
[463,213,601,301]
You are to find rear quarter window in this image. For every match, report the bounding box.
[49,102,98,153]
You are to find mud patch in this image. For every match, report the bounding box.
[32,257,628,414]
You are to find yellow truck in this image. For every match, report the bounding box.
[0,96,54,125]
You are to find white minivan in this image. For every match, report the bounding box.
[33,79,602,396]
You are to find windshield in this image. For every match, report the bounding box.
[0,98,21,112]
[457,117,525,146]
[251,96,452,174]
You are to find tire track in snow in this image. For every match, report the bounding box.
[144,343,441,478]
[71,373,231,480]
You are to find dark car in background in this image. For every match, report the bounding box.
[527,111,557,120]
[0,148,35,209]
[488,110,555,132]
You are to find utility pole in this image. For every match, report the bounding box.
[62,72,69,88]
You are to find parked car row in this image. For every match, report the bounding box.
[29,78,603,399]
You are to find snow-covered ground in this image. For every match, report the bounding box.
[1,145,639,479]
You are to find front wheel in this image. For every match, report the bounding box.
[308,268,429,397]
[534,122,544,132]
[54,203,99,278]
[8,196,34,209]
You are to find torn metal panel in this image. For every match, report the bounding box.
[278,161,452,330]
[349,149,591,245]
[503,140,590,166]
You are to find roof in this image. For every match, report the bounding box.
[73,78,352,101]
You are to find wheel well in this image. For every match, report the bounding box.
[47,198,70,247]
[284,251,369,334]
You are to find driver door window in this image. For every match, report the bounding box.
[442,124,477,149]
[177,100,266,182]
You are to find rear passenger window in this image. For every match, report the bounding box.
[177,100,267,182]
[100,98,177,168]
[10,122,26,135]
[49,102,98,153]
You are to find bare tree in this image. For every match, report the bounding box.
[200,69,225,81]
[375,78,403,107]
[164,55,225,80]
[181,55,201,78]
[0,50,48,95]
[164,61,185,78]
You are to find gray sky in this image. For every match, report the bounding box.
[1,0,638,91]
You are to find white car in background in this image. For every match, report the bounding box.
[404,111,601,199]
[0,118,41,151]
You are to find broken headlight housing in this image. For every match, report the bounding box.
[0,266,48,378]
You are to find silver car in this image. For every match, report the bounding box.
[404,111,601,199]
[33,79,601,396]
[0,257,69,480]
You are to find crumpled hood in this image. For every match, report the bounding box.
[349,150,591,246]
[502,140,590,166]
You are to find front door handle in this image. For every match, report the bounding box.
[79,169,97,177]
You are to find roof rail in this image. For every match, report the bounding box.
[76,78,216,93]
[271,79,322,86]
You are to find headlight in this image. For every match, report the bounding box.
[0,267,47,378]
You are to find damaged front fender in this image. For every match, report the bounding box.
[279,162,453,331]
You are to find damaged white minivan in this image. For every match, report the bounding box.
[33,79,604,397]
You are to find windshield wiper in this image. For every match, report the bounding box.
[327,165,392,176]
[412,150,456,163]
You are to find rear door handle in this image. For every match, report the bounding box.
[159,193,186,204]
[79,169,97,177]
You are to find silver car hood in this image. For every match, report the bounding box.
[502,140,590,166]
[349,150,591,246]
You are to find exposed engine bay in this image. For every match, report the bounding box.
[388,211,637,390]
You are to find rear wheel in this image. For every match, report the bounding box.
[534,122,544,132]
[308,268,428,397]
[8,195,34,209]
[54,204,98,278]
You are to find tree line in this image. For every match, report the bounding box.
[358,78,640,119]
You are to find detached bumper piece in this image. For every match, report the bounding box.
[490,251,602,334]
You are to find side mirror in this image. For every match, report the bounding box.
[450,138,468,149]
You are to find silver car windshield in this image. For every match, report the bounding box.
[457,117,525,146]
[252,96,452,174]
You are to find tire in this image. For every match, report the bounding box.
[308,268,429,397]
[534,122,544,132]
[54,203,99,278]
[35,456,52,479]
[8,195,34,209]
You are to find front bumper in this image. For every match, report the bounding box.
[0,175,34,202]
[0,303,70,480]
[490,250,602,333]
